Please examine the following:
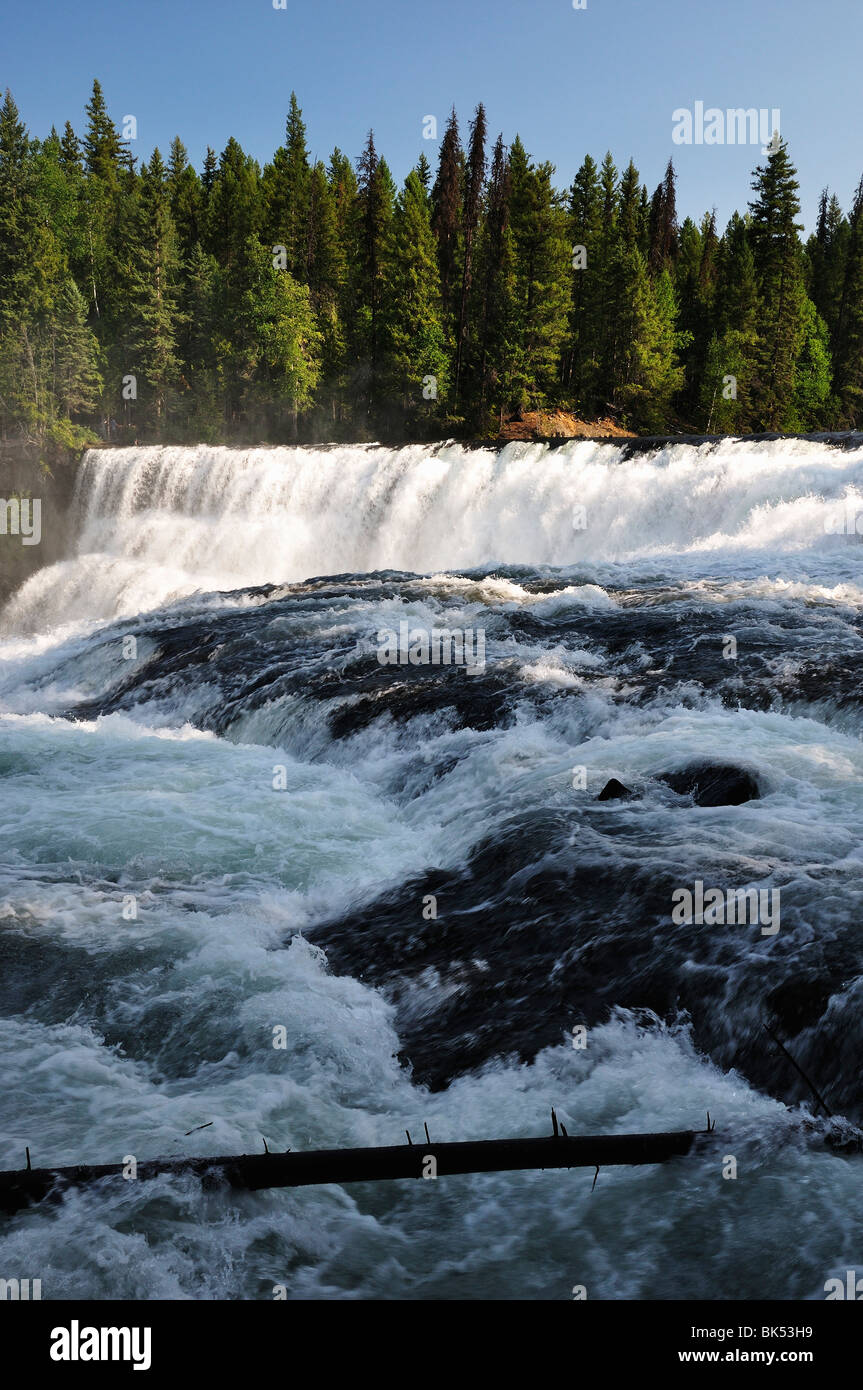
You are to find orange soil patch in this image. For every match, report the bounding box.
[497,410,635,442]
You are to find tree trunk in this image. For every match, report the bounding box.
[0,1128,704,1216]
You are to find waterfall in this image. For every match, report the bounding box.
[6,436,863,629]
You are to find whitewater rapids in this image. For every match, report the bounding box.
[1,436,862,1300]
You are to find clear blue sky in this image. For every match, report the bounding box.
[2,0,861,233]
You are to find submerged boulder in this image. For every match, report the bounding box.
[658,761,760,807]
[597,777,635,802]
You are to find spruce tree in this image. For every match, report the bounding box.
[126,148,181,428]
[262,92,311,280]
[507,136,571,413]
[747,138,807,428]
[82,79,122,182]
[617,159,641,253]
[431,109,462,340]
[563,153,602,406]
[381,169,448,419]
[354,130,393,412]
[605,159,647,410]
[591,152,619,413]
[648,159,678,275]
[0,91,42,321]
[699,213,760,431]
[807,189,847,343]
[79,79,130,329]
[176,243,219,436]
[621,264,684,431]
[304,159,344,415]
[833,176,863,425]
[60,121,81,172]
[468,133,517,427]
[205,137,261,267]
[52,278,102,419]
[201,147,218,195]
[454,103,487,408]
[326,147,359,423]
[167,137,203,260]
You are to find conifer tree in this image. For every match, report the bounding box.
[0,92,100,442]
[52,278,102,419]
[700,212,760,430]
[262,92,311,279]
[590,151,619,413]
[675,213,717,416]
[205,137,261,267]
[354,130,393,410]
[431,109,462,340]
[0,91,44,321]
[807,189,847,343]
[325,147,359,422]
[604,159,648,409]
[302,159,344,415]
[507,136,571,412]
[617,159,641,253]
[126,148,181,428]
[60,121,81,172]
[833,176,863,426]
[563,153,602,406]
[167,137,203,261]
[468,133,517,427]
[1,84,861,444]
[637,183,650,259]
[201,147,218,195]
[747,138,807,428]
[78,80,130,329]
[648,159,678,275]
[381,169,448,418]
[454,103,487,407]
[621,264,684,431]
[82,79,122,182]
[176,242,219,435]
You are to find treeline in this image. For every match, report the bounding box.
[1,80,863,446]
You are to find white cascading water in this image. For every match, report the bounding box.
[2,436,863,1301]
[6,436,863,628]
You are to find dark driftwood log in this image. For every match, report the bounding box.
[0,1129,702,1217]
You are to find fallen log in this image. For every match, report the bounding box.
[0,1121,706,1217]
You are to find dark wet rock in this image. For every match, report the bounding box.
[658,761,760,806]
[597,777,635,801]
[327,668,514,739]
[306,806,862,1118]
[765,974,835,1035]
